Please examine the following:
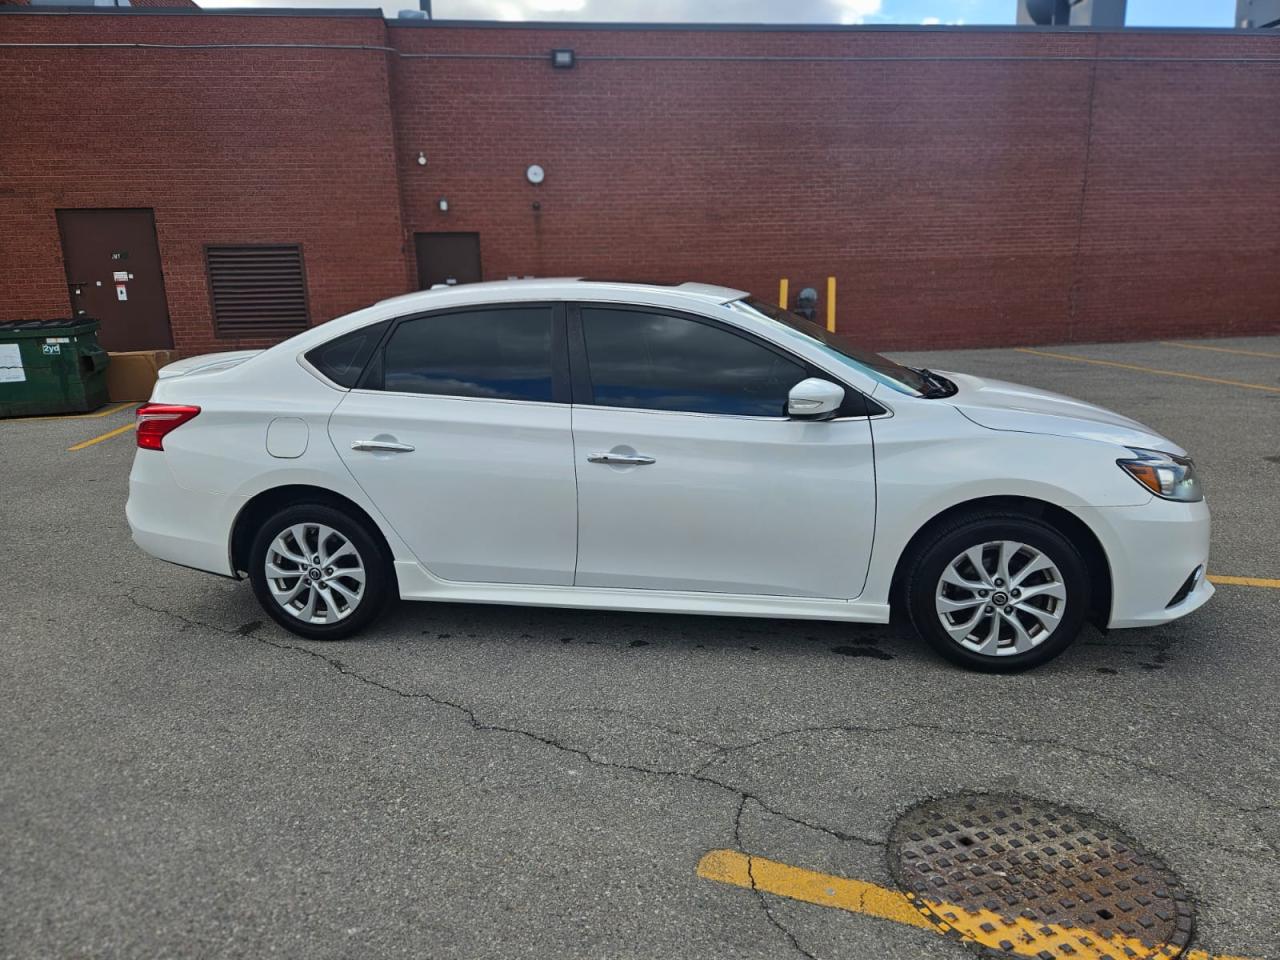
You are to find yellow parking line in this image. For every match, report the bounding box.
[19,402,138,422]
[1209,574,1280,589]
[67,422,135,452]
[698,848,931,930]
[697,849,1253,960]
[1162,341,1280,360]
[1014,348,1280,394]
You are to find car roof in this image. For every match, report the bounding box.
[276,275,887,399]
[371,278,749,312]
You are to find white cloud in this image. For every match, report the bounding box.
[488,1,529,17]
[526,0,587,11]
[920,16,940,24]
[196,0,898,23]
[832,0,882,25]
[199,0,421,11]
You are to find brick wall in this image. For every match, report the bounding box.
[390,24,1280,349]
[0,10,1277,353]
[0,11,408,356]
[1073,32,1280,342]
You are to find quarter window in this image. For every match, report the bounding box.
[380,307,554,402]
[580,308,807,417]
[305,321,387,388]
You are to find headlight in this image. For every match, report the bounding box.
[1117,447,1203,502]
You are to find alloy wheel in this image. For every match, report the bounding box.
[934,540,1066,657]
[265,523,367,624]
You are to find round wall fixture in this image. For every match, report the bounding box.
[526,164,545,185]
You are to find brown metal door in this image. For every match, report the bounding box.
[57,209,174,351]
[414,232,482,289]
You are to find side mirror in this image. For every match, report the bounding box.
[787,378,844,420]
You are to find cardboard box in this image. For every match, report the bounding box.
[106,350,179,403]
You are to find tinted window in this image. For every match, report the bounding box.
[581,308,806,416]
[732,297,930,397]
[305,321,387,388]
[381,307,554,402]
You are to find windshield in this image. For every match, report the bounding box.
[730,297,931,396]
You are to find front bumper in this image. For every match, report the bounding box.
[1076,497,1213,629]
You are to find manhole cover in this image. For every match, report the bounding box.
[888,794,1194,960]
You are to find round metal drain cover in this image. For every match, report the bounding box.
[888,794,1194,960]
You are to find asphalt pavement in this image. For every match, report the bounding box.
[1,335,1277,960]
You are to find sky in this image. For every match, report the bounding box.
[195,0,1237,28]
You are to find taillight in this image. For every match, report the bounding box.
[136,403,201,451]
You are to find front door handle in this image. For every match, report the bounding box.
[351,439,415,453]
[587,452,655,466]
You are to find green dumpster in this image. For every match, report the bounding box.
[0,318,110,417]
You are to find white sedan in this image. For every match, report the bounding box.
[126,280,1211,671]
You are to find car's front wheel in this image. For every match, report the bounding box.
[904,512,1091,672]
[248,503,393,641]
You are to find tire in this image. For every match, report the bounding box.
[248,502,393,641]
[903,511,1091,672]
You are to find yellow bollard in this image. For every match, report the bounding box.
[778,278,789,310]
[826,276,836,332]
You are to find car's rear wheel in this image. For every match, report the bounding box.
[248,503,392,641]
[904,512,1091,672]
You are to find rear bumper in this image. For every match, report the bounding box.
[126,450,240,577]
[1076,497,1213,629]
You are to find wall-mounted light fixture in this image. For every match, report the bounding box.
[550,49,575,69]
[417,152,427,166]
[438,197,449,212]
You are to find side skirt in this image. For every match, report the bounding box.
[392,561,892,624]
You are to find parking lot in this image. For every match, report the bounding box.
[2,335,1277,960]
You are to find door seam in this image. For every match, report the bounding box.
[569,402,582,587]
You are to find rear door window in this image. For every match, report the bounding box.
[377,307,555,402]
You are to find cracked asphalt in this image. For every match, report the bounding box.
[2,336,1278,960]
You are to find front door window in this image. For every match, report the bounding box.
[579,307,807,416]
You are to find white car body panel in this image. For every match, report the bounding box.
[156,349,264,380]
[388,558,893,622]
[947,372,1185,453]
[328,390,577,585]
[127,279,1211,634]
[571,405,876,598]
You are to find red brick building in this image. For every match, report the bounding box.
[1,5,1278,354]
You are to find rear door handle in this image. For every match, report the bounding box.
[587,453,655,466]
[351,439,415,453]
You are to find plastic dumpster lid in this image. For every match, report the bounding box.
[0,318,100,339]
